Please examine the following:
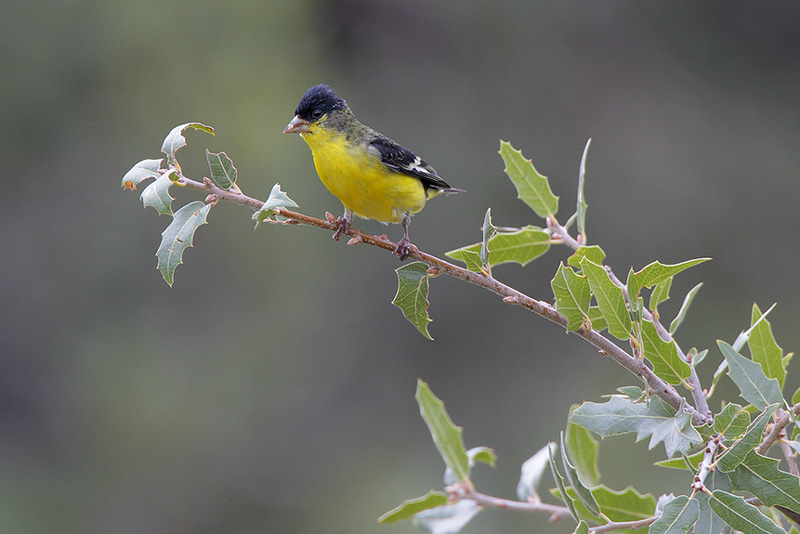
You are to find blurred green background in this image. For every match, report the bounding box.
[3,1,800,532]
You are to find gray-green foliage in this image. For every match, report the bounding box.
[122,127,799,534]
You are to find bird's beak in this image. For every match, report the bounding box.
[283,115,310,134]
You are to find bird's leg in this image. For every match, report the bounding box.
[332,208,352,241]
[393,213,415,260]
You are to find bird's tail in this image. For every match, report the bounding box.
[442,187,466,195]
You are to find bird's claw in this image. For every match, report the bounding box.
[332,216,350,241]
[393,237,416,260]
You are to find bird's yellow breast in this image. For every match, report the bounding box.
[300,126,427,223]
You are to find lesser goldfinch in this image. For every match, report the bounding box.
[283,84,462,260]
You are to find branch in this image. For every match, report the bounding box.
[758,403,800,456]
[446,483,572,521]
[588,517,657,534]
[175,174,710,425]
[691,435,721,491]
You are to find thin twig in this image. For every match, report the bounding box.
[173,175,710,425]
[588,516,657,533]
[691,435,721,491]
[455,489,573,520]
[758,403,800,455]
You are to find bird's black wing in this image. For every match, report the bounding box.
[369,136,453,191]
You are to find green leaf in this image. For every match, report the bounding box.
[580,258,631,340]
[254,183,299,228]
[716,403,779,472]
[587,306,608,332]
[393,263,434,340]
[576,138,590,238]
[717,341,782,410]
[140,170,176,216]
[415,380,470,483]
[649,495,698,534]
[549,443,579,521]
[570,395,702,458]
[444,226,549,269]
[713,403,750,439]
[627,258,710,301]
[690,348,708,368]
[640,320,691,385]
[591,485,655,522]
[444,245,482,272]
[160,122,215,164]
[551,264,591,332]
[654,450,705,471]
[205,149,237,190]
[480,208,494,268]
[378,491,449,524]
[708,490,784,534]
[517,442,557,501]
[748,303,787,389]
[669,283,703,335]
[568,245,606,268]
[575,520,589,534]
[694,470,731,534]
[730,450,800,513]
[121,158,163,190]
[499,140,558,218]
[650,277,673,313]
[566,413,600,487]
[445,447,497,485]
[560,432,601,517]
[156,201,212,286]
[413,500,482,533]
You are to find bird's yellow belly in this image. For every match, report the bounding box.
[302,131,426,223]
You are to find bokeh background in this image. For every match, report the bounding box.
[3,1,800,532]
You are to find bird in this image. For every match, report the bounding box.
[282,84,462,260]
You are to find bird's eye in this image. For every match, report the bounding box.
[311,108,323,119]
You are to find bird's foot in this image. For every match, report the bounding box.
[331,215,351,241]
[393,237,416,260]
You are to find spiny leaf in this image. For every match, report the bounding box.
[161,122,215,165]
[730,450,800,513]
[716,403,779,472]
[517,442,557,501]
[568,245,606,268]
[648,495,698,534]
[480,208,494,268]
[444,447,497,485]
[566,412,600,487]
[694,470,731,534]
[551,263,591,332]
[640,320,691,385]
[669,282,703,335]
[654,450,705,471]
[140,169,178,216]
[415,380,470,483]
[254,183,299,228]
[570,395,701,458]
[499,140,558,218]
[576,138,590,238]
[560,432,601,517]
[627,258,710,302]
[378,490,448,524]
[156,201,212,286]
[549,442,579,521]
[748,303,787,389]
[121,158,163,190]
[717,341,782,410]
[412,500,482,534]
[713,403,750,439]
[393,262,434,340]
[444,246,482,272]
[650,277,673,313]
[708,490,784,534]
[444,226,549,270]
[590,485,655,522]
[580,258,631,340]
[205,149,237,190]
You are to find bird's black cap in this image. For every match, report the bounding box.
[295,84,346,120]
